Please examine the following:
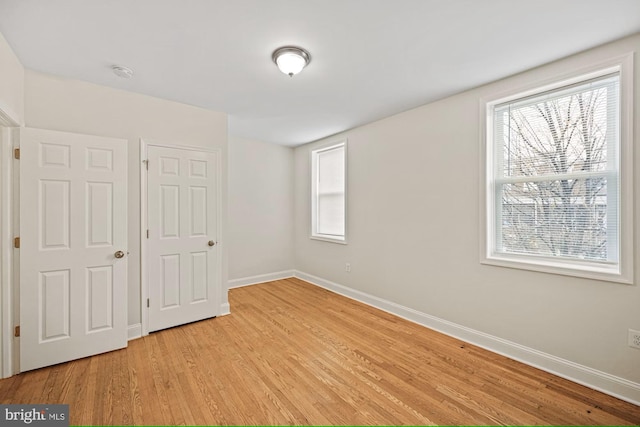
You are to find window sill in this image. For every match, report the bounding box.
[310,235,347,245]
[481,254,632,285]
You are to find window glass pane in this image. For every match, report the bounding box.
[318,147,345,194]
[318,194,345,236]
[496,76,617,178]
[313,143,346,240]
[500,178,608,261]
[492,72,619,265]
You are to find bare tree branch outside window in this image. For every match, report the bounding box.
[495,76,618,262]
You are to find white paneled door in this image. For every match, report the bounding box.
[147,146,219,332]
[19,128,128,372]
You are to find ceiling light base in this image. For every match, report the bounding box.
[272,46,311,77]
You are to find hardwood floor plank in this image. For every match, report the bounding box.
[0,278,638,425]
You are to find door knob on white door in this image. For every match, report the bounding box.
[114,250,125,258]
[208,240,215,247]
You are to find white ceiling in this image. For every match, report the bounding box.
[1,0,639,146]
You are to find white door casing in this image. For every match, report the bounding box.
[1,124,17,378]
[146,145,220,332]
[19,128,128,372]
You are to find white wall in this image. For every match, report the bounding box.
[0,32,23,124]
[24,70,228,326]
[294,33,640,387]
[228,136,294,282]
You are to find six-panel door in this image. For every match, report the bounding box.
[19,128,128,372]
[147,146,219,332]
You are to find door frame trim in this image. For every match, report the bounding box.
[139,139,223,337]
[0,107,19,378]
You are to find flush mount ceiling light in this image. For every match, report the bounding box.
[112,65,134,79]
[272,46,311,77]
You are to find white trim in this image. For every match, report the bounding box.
[228,270,295,289]
[294,270,640,406]
[127,323,142,341]
[309,236,348,245]
[0,106,19,378]
[219,303,230,316]
[0,101,22,128]
[10,128,19,376]
[0,128,8,378]
[213,148,224,316]
[310,139,348,244]
[617,52,635,285]
[0,126,17,378]
[140,139,225,335]
[139,140,149,336]
[479,53,634,284]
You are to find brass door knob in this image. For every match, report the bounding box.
[114,250,125,258]
[208,240,215,247]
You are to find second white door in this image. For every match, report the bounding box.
[147,145,220,332]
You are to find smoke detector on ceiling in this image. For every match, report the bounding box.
[112,65,134,79]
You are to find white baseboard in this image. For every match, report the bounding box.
[228,270,295,289]
[294,270,640,406]
[127,323,142,341]
[219,302,231,316]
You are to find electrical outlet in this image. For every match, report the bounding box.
[345,263,351,272]
[629,329,640,349]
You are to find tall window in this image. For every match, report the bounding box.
[311,141,346,243]
[483,61,633,283]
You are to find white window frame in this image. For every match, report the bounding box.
[480,54,634,284]
[311,140,347,244]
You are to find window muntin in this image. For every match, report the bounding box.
[311,142,346,242]
[485,68,628,278]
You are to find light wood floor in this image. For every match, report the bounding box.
[1,278,639,425]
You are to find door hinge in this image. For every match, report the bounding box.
[14,326,20,337]
[143,159,148,170]
[13,148,20,159]
[146,229,149,239]
[147,298,150,308]
[13,237,20,248]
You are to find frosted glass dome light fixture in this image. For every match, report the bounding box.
[272,46,311,77]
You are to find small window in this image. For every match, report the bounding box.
[311,141,346,243]
[482,59,633,283]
